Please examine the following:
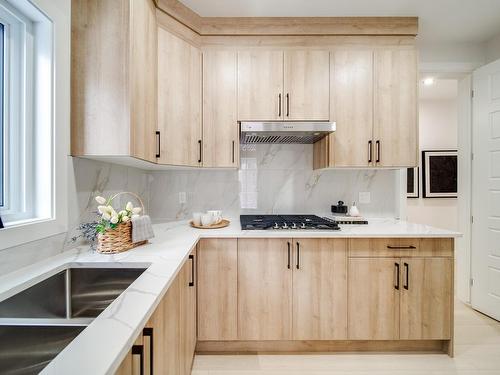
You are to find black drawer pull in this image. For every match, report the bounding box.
[368,140,372,163]
[296,242,300,269]
[155,131,160,158]
[189,254,195,287]
[387,245,416,250]
[404,262,409,290]
[287,242,291,269]
[132,345,144,375]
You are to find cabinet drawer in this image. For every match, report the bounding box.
[349,238,453,257]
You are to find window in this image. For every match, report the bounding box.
[0,0,65,242]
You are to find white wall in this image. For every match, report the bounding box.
[406,88,459,231]
[484,32,500,64]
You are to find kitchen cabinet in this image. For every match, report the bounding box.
[373,48,418,167]
[283,50,330,120]
[313,47,418,169]
[292,238,347,340]
[180,248,197,374]
[237,238,293,340]
[115,329,151,375]
[157,27,202,166]
[71,0,157,162]
[197,238,238,340]
[348,258,401,340]
[237,50,330,121]
[203,51,239,168]
[329,50,373,167]
[237,50,284,121]
[400,257,453,339]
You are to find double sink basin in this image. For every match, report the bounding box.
[0,266,147,374]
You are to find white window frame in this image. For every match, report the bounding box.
[0,0,69,250]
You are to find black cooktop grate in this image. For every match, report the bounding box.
[240,214,340,230]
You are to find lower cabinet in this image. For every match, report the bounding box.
[116,247,196,375]
[348,255,453,340]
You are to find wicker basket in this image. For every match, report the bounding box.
[97,192,148,254]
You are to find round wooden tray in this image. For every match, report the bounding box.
[190,218,230,229]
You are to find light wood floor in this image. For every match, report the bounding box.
[192,301,500,374]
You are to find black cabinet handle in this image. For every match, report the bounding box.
[394,262,400,290]
[278,93,282,117]
[404,262,409,290]
[198,140,202,164]
[387,245,416,250]
[189,254,195,287]
[296,242,300,269]
[155,131,160,158]
[287,242,291,269]
[132,345,144,375]
[232,141,235,164]
[142,328,153,375]
[368,140,372,163]
[376,140,380,163]
[286,93,290,117]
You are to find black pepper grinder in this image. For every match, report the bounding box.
[331,201,348,214]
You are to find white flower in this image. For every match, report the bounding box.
[122,215,130,223]
[97,205,107,214]
[132,207,142,214]
[119,210,128,217]
[126,202,134,211]
[102,212,111,221]
[110,214,119,224]
[95,196,106,205]
[131,214,140,219]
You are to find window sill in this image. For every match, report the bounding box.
[0,217,67,251]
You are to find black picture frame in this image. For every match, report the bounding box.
[407,167,419,198]
[422,150,458,198]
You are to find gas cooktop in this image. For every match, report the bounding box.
[240,215,340,230]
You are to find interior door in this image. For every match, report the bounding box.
[292,238,347,340]
[283,50,330,120]
[348,258,400,339]
[400,258,453,339]
[471,58,500,320]
[237,238,292,340]
[330,50,373,167]
[157,28,202,166]
[203,50,239,167]
[373,48,418,167]
[237,50,284,121]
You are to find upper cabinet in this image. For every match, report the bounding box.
[71,0,157,162]
[373,49,418,167]
[157,29,202,167]
[237,51,284,121]
[203,51,239,168]
[315,46,418,169]
[237,50,330,121]
[284,50,330,121]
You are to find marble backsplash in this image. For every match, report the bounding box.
[149,144,400,221]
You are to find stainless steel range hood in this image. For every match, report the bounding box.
[240,122,336,144]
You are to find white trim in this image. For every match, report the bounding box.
[0,0,69,250]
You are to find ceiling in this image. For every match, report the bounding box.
[178,0,500,45]
[419,79,458,100]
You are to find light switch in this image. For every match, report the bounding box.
[359,192,371,204]
[179,192,187,204]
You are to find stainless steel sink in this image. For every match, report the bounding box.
[0,325,85,375]
[0,266,147,374]
[0,267,146,319]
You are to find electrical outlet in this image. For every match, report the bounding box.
[359,192,371,204]
[179,192,187,204]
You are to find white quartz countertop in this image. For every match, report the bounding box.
[0,217,461,375]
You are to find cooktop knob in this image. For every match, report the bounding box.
[301,222,306,229]
[282,222,289,229]
[273,222,279,229]
[291,222,297,229]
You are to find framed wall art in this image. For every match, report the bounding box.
[422,150,458,198]
[407,167,419,198]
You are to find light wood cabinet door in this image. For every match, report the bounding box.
[330,50,373,167]
[146,270,181,374]
[180,248,197,375]
[283,50,330,120]
[158,28,202,166]
[203,51,239,167]
[373,48,418,167]
[129,0,157,162]
[197,238,238,340]
[292,238,347,340]
[238,238,292,340]
[348,258,400,340]
[237,50,284,121]
[400,258,453,339]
